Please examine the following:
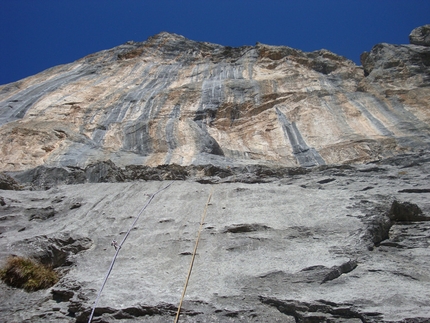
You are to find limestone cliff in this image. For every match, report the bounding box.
[1,27,429,172]
[1,25,430,323]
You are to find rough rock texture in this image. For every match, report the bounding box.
[1,26,430,323]
[0,172,22,190]
[1,152,430,322]
[0,27,430,172]
[409,25,430,46]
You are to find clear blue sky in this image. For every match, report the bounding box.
[0,0,428,85]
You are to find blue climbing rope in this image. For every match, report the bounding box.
[88,181,173,323]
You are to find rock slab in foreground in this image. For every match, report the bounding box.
[0,154,429,322]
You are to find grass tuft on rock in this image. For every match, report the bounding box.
[0,256,59,291]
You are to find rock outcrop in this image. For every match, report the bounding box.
[0,172,21,190]
[0,27,429,172]
[409,24,430,46]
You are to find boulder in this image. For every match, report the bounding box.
[360,42,430,82]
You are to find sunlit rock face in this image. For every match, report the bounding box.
[1,30,429,171]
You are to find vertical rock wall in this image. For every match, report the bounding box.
[0,30,429,171]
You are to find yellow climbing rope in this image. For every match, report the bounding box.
[174,186,214,323]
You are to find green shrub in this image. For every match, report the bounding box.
[0,256,59,291]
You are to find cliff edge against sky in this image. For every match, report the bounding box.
[0,25,429,172]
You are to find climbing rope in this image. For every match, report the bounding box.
[174,186,214,323]
[88,181,173,323]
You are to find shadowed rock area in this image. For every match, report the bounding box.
[0,26,430,322]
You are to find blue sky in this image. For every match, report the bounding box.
[0,0,428,85]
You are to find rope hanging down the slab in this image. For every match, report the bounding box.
[174,186,214,323]
[88,181,173,323]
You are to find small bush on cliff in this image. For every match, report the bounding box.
[0,256,59,291]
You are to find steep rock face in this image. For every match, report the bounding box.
[0,29,430,172]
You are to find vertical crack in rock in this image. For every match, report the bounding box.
[276,107,325,167]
